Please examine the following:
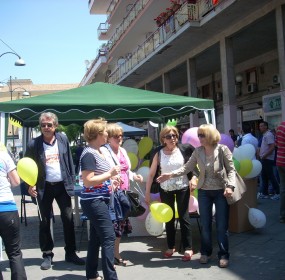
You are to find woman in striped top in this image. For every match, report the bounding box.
[79,119,121,280]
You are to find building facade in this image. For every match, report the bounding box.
[80,0,285,137]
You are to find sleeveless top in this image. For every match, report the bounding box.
[160,148,188,191]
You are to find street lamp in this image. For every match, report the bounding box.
[0,51,26,66]
[0,76,30,157]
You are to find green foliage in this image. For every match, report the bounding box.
[57,124,82,143]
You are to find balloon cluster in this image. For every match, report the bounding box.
[122,137,153,175]
[182,128,261,179]
[232,144,262,178]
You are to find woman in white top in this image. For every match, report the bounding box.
[145,126,195,261]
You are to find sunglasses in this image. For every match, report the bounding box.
[113,134,123,139]
[164,134,177,140]
[41,123,53,128]
[198,133,206,138]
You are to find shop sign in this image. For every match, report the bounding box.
[242,108,263,121]
[263,94,281,113]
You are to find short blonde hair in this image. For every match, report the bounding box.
[159,126,179,145]
[83,118,107,143]
[198,124,221,145]
[106,123,124,139]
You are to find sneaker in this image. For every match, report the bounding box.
[258,194,269,199]
[219,258,229,268]
[41,256,52,270]
[65,253,85,265]
[270,194,280,200]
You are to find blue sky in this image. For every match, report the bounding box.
[1,0,107,85]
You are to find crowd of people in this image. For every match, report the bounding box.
[1,111,284,279]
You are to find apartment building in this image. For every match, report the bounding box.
[80,0,285,136]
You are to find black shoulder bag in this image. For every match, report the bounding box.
[150,150,161,193]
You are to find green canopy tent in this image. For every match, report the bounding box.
[0,82,215,145]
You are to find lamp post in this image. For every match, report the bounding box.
[0,51,26,66]
[0,76,30,157]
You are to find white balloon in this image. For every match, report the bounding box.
[248,208,266,228]
[244,160,262,178]
[137,166,150,182]
[239,144,256,160]
[145,212,164,236]
[233,147,242,161]
[122,139,138,154]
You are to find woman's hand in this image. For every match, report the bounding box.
[156,173,171,183]
[224,187,233,198]
[109,165,121,177]
[190,176,198,191]
[134,174,143,183]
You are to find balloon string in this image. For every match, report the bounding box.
[36,197,42,221]
[244,204,250,209]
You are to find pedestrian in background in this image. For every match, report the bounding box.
[258,121,280,200]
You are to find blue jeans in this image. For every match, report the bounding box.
[160,187,192,251]
[277,166,285,219]
[0,211,27,280]
[81,198,118,280]
[198,189,230,260]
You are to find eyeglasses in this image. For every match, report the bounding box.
[41,123,53,128]
[164,134,177,140]
[198,133,206,138]
[113,134,123,139]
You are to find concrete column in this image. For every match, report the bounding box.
[220,37,237,134]
[187,58,199,127]
[276,6,285,90]
[162,73,170,93]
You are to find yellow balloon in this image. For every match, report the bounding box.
[174,201,179,218]
[127,152,138,170]
[150,202,173,223]
[140,160,150,167]
[17,157,38,186]
[138,137,153,159]
[238,159,253,177]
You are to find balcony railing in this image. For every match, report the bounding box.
[107,0,224,84]
[97,0,150,52]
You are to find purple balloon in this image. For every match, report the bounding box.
[150,193,161,202]
[219,134,234,152]
[181,127,200,148]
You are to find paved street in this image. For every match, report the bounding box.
[0,187,285,280]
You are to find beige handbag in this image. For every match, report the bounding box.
[218,146,247,205]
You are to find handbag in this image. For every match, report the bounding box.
[111,189,131,221]
[124,190,146,217]
[218,145,247,205]
[150,150,161,193]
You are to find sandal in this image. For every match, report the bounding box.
[163,249,175,258]
[114,257,128,266]
[182,250,193,262]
